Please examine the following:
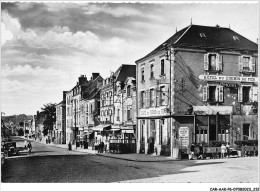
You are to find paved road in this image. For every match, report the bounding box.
[1,137,258,183]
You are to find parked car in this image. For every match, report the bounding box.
[229,148,239,158]
[2,141,20,157]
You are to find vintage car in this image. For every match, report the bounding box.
[2,140,20,157]
[229,148,239,158]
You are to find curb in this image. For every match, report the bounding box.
[96,153,181,162]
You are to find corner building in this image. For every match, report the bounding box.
[136,24,258,157]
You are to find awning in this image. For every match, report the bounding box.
[92,124,111,132]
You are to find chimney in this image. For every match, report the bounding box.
[78,75,88,85]
[92,73,100,81]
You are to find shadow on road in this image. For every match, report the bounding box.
[188,161,224,167]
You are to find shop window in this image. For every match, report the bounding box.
[243,124,250,140]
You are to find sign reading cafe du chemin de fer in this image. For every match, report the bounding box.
[199,75,258,83]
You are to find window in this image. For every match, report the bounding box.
[140,91,145,108]
[242,86,250,102]
[90,105,93,113]
[127,85,131,97]
[239,56,256,73]
[233,36,239,41]
[242,56,250,71]
[150,89,155,107]
[127,109,131,121]
[204,53,222,71]
[243,124,250,140]
[117,109,120,121]
[209,54,216,70]
[203,85,224,102]
[141,67,145,81]
[161,59,165,75]
[150,64,154,79]
[160,86,166,105]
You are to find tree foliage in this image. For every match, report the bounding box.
[41,103,56,136]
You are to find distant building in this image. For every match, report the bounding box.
[96,64,136,143]
[55,91,67,144]
[136,24,258,157]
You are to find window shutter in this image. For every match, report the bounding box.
[216,54,219,71]
[238,56,243,72]
[238,86,243,102]
[156,88,159,107]
[251,57,256,73]
[138,92,141,109]
[203,86,208,101]
[146,90,150,108]
[249,86,253,102]
[204,54,209,70]
[215,86,219,102]
[218,54,223,71]
[253,86,258,102]
[218,85,224,102]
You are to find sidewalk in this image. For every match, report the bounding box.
[26,136,180,162]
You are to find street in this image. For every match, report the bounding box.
[1,137,258,183]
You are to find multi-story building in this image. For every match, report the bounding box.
[121,77,137,139]
[66,73,103,144]
[136,24,258,157]
[55,91,67,144]
[97,64,136,143]
[79,74,103,146]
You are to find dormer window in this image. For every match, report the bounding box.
[200,33,206,38]
[204,53,223,72]
[233,36,240,41]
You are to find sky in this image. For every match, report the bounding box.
[1,1,259,116]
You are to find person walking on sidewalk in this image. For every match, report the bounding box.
[221,143,226,158]
[27,141,32,155]
[68,141,72,154]
[190,143,195,160]
[24,139,28,149]
[226,142,230,158]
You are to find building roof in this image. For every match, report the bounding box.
[136,24,258,62]
[113,64,136,82]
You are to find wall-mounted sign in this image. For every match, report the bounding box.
[179,127,189,147]
[219,82,238,88]
[140,107,167,117]
[199,75,258,83]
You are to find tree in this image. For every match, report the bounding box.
[41,103,56,136]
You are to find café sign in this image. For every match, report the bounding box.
[199,75,258,83]
[140,107,167,117]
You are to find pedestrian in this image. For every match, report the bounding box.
[68,141,72,153]
[190,143,195,160]
[221,143,226,158]
[27,141,32,155]
[24,139,28,149]
[198,143,203,160]
[226,142,230,158]
[100,141,104,153]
